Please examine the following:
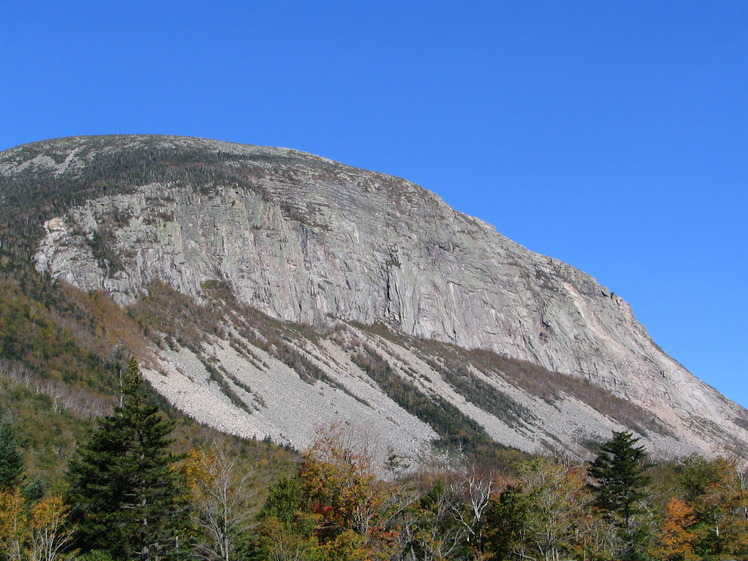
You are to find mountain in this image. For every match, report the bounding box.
[1,134,746,464]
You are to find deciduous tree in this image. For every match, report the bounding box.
[486,459,591,561]
[653,497,697,561]
[410,477,468,561]
[28,496,76,561]
[0,488,27,561]
[448,465,495,558]
[183,444,257,561]
[677,455,748,558]
[297,424,388,549]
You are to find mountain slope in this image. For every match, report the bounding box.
[1,135,746,462]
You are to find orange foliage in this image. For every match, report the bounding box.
[298,424,393,560]
[656,497,697,561]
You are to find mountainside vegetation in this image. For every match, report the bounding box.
[1,377,746,561]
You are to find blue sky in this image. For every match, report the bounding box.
[2,1,746,409]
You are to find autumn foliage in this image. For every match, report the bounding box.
[2,369,748,561]
[655,498,698,561]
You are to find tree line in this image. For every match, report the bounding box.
[1,360,746,561]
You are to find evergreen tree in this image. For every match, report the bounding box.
[66,359,188,561]
[485,484,533,561]
[250,476,321,561]
[588,431,651,560]
[0,421,24,491]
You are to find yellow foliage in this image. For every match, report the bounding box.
[182,448,219,497]
[28,496,76,561]
[0,491,75,561]
[0,489,28,561]
[323,529,368,561]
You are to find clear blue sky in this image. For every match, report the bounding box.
[2,2,746,409]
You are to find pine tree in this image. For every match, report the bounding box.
[588,431,651,560]
[0,421,25,491]
[66,359,188,561]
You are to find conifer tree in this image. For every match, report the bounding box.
[588,431,651,560]
[66,359,188,561]
[588,431,649,522]
[0,421,25,491]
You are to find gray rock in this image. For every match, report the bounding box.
[3,135,746,460]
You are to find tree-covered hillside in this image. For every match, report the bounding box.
[2,374,746,561]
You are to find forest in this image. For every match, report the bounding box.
[1,359,746,561]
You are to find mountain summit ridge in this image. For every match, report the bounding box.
[2,135,745,461]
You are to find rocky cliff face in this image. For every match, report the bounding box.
[2,135,746,461]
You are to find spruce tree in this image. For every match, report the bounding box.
[66,359,188,561]
[588,430,650,559]
[0,421,24,491]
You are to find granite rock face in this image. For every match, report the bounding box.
[3,135,746,460]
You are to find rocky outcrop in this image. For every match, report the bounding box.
[2,135,747,460]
